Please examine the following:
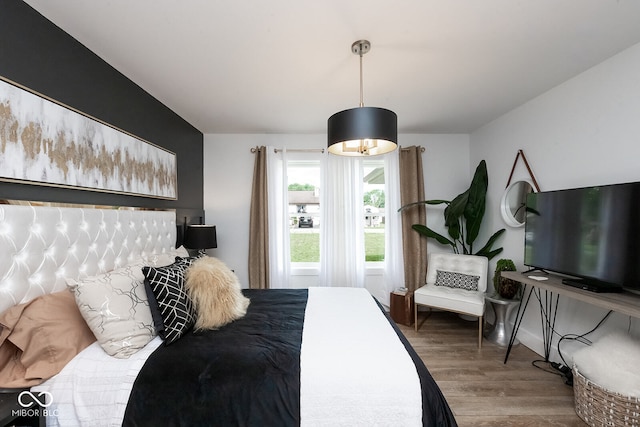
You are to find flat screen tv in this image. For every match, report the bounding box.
[524,181,640,293]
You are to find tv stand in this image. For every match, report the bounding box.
[522,267,549,275]
[501,271,640,364]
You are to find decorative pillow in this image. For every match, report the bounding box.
[185,257,250,331]
[143,246,190,268]
[0,290,96,387]
[143,257,196,345]
[434,270,480,291]
[66,260,156,358]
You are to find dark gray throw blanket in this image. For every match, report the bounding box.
[123,289,307,427]
[123,289,457,427]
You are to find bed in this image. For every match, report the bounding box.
[0,204,457,426]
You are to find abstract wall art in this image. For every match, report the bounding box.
[0,77,177,199]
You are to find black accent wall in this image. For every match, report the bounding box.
[0,0,204,218]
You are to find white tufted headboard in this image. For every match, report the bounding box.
[0,204,177,313]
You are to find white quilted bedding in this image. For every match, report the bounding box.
[33,338,162,427]
[34,288,421,427]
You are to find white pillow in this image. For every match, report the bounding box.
[143,245,190,267]
[66,259,156,358]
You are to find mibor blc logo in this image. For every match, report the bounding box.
[18,391,53,408]
[12,390,59,418]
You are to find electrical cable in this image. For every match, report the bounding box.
[556,310,612,368]
[531,359,563,376]
[528,309,613,385]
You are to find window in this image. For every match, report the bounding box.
[287,159,321,264]
[363,159,385,263]
[286,156,387,267]
[266,147,402,293]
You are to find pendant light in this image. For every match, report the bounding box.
[327,40,397,156]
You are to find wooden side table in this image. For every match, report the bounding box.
[483,294,520,347]
[390,291,414,326]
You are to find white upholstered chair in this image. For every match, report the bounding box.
[413,253,488,348]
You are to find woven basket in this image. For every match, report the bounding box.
[573,367,640,426]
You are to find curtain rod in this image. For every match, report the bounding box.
[250,146,422,153]
[400,146,425,152]
[250,147,325,154]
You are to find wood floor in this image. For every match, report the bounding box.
[397,311,587,427]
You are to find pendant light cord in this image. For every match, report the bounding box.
[359,46,364,107]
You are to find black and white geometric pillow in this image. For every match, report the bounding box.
[434,270,480,291]
[143,257,196,345]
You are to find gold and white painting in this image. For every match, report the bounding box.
[0,77,177,199]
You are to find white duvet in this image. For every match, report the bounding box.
[34,287,422,426]
[32,337,162,427]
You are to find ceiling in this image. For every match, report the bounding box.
[24,0,640,135]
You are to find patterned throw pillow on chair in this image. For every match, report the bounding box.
[435,270,480,291]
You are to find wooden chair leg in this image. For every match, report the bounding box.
[478,315,483,349]
[414,303,418,332]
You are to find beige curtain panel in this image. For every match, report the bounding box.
[399,146,427,291]
[248,146,269,289]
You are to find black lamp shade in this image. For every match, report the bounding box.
[184,225,217,250]
[327,107,397,156]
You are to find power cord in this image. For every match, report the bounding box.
[530,360,573,386]
[529,310,613,387]
[556,310,612,367]
[550,361,574,386]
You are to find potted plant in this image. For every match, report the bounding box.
[493,258,519,299]
[400,160,505,259]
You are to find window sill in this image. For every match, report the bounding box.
[291,263,320,276]
[290,262,385,276]
[366,262,384,275]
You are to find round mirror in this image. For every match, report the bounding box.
[500,180,534,227]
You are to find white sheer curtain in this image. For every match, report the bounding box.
[319,154,365,288]
[266,147,290,289]
[382,149,405,306]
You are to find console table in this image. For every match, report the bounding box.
[501,271,640,364]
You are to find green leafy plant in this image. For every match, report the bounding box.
[400,160,505,259]
[493,258,519,298]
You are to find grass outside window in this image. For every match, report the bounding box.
[289,230,384,262]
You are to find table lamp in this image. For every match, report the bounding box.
[184,224,217,256]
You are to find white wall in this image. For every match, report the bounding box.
[203,133,470,300]
[471,42,640,362]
